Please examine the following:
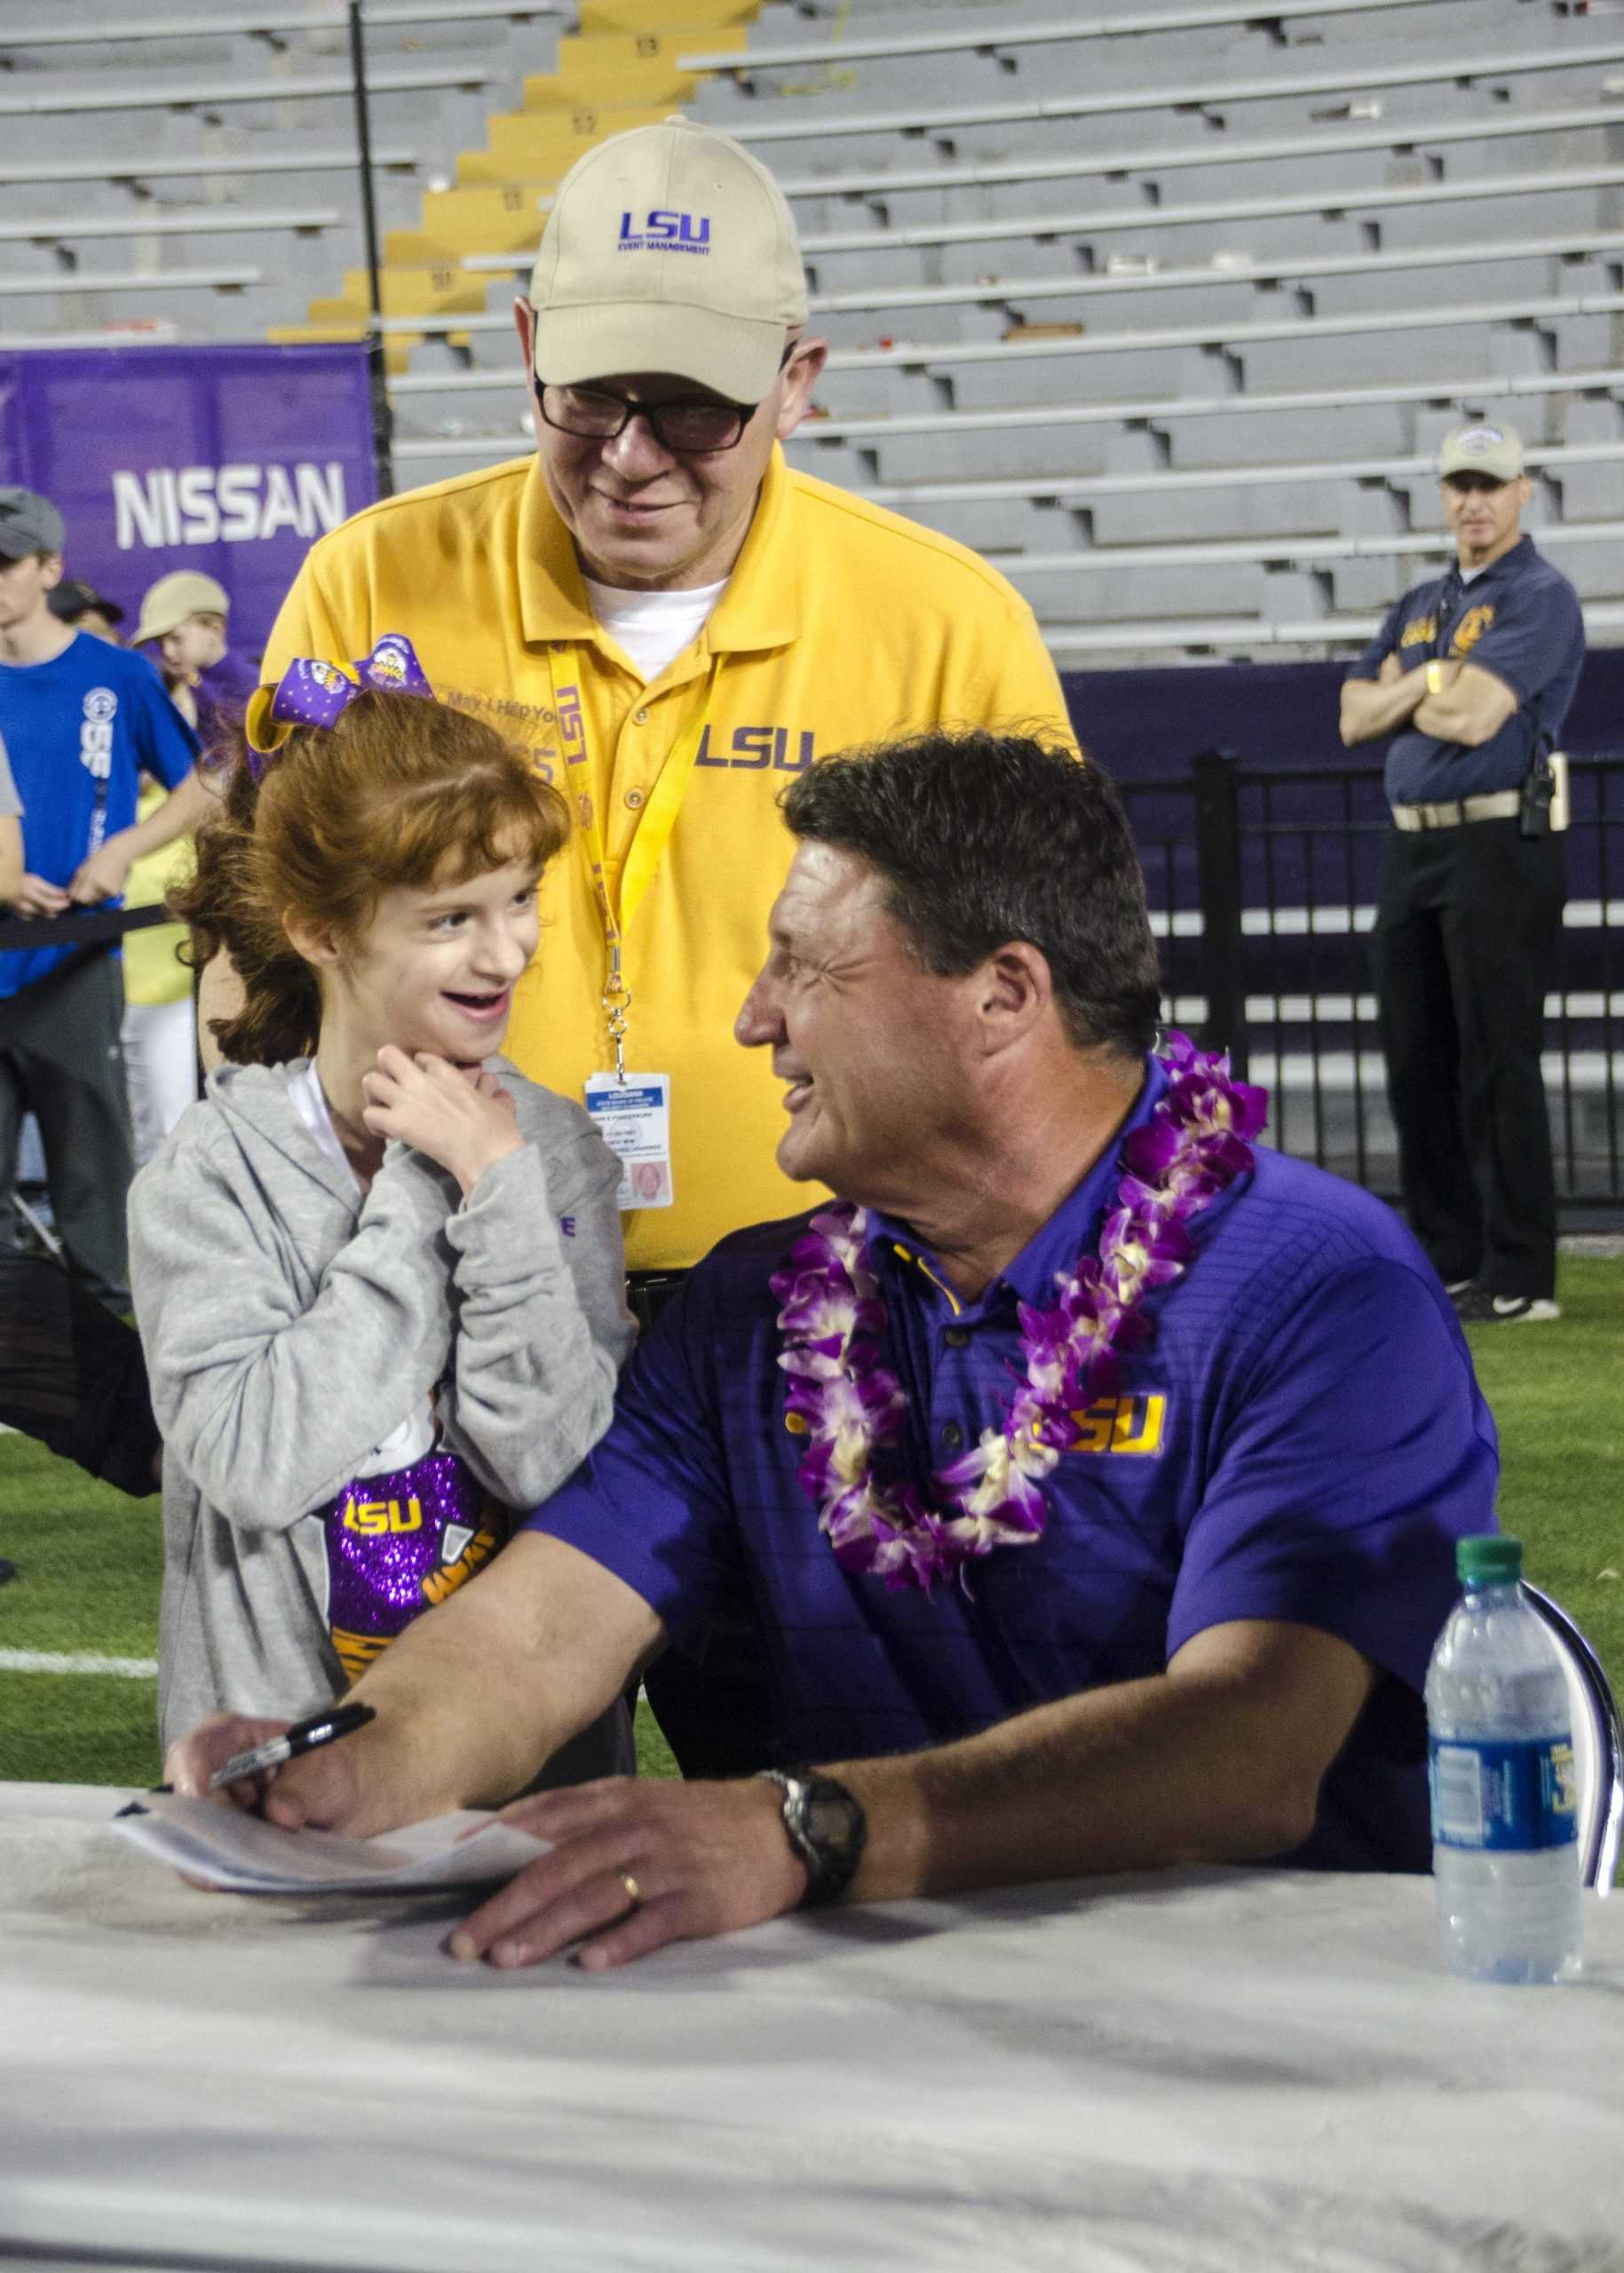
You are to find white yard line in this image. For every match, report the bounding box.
[0,1650,156,1678]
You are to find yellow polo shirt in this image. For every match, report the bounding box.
[260,447,1072,1269]
[122,781,194,1009]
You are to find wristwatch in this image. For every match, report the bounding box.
[1424,659,1447,695]
[757,1768,867,1907]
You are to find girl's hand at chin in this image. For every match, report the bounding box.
[360,1045,522,1196]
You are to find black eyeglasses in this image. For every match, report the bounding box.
[532,342,798,457]
[535,378,759,456]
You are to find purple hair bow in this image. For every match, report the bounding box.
[248,634,435,773]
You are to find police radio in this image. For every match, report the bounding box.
[1519,737,1568,838]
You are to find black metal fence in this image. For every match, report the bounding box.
[12,763,1624,1216]
[1121,754,1624,1212]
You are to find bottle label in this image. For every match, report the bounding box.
[1430,1736,1580,1851]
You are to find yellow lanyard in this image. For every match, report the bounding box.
[545,641,724,1080]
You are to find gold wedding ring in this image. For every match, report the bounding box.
[618,1870,641,1910]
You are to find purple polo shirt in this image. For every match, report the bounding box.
[1347,535,1584,807]
[195,647,259,755]
[527,1060,1498,1872]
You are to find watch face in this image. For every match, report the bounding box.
[765,1770,867,1904]
[804,1786,860,1861]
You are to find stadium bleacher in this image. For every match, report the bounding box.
[7,0,1624,664]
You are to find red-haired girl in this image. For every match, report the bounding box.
[129,640,635,1778]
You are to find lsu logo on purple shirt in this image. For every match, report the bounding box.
[1068,1393,1168,1456]
[617,210,711,255]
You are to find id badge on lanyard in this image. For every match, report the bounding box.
[547,644,719,1211]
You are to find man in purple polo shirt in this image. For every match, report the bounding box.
[170,733,1494,1970]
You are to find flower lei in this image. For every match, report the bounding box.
[769,1034,1268,1595]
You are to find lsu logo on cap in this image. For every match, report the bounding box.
[617,210,712,255]
[1454,425,1507,459]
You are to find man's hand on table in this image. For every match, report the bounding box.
[166,1720,811,1967]
[449,1776,811,1972]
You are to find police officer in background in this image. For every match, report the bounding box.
[1340,423,1583,1325]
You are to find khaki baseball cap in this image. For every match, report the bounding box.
[1438,423,1525,484]
[528,117,808,404]
[134,570,229,645]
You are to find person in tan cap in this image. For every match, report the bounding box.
[134,572,231,727]
[234,116,1073,1775]
[1339,420,1583,1325]
[243,122,1070,1289]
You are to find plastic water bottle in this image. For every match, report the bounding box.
[1425,1534,1582,1984]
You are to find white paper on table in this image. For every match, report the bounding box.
[110,1792,551,1895]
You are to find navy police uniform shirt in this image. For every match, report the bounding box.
[0,632,199,1000]
[527,1058,1498,1873]
[1348,535,1584,809]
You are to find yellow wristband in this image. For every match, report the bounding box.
[1424,660,1446,695]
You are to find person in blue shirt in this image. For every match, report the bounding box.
[0,732,20,908]
[170,730,1495,1973]
[0,486,213,1307]
[1340,422,1583,1326]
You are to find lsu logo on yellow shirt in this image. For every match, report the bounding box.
[1068,1393,1168,1456]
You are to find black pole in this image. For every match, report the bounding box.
[1192,748,1248,1081]
[348,0,395,499]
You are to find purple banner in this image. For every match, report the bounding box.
[0,343,377,664]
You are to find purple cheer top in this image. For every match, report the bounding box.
[315,1447,509,1684]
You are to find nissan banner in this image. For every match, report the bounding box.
[0,343,377,662]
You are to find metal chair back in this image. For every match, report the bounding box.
[1524,1583,1623,1893]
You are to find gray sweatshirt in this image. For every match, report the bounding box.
[129,1057,636,1776]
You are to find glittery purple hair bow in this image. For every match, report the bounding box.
[247,634,435,775]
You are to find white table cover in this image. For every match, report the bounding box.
[2,1782,1620,2273]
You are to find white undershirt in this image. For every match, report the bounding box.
[287,1062,435,1475]
[582,574,728,683]
[289,1061,356,1184]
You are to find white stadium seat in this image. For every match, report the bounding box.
[11,0,1624,662]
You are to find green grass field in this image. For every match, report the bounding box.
[3,1257,1621,1796]
[0,1451,681,1787]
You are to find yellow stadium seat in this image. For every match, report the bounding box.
[479,102,672,180]
[405,185,548,261]
[279,2,760,375]
[525,36,701,111]
[578,0,752,28]
[338,266,488,320]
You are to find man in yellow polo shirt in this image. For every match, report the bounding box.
[241,117,1070,1287]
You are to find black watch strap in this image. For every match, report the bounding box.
[757,1768,867,1908]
